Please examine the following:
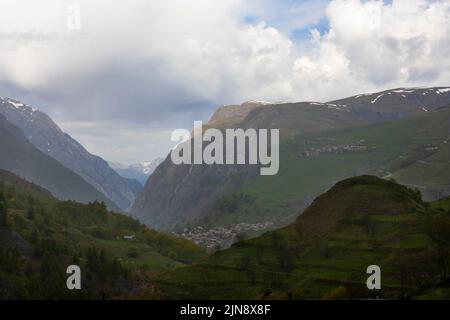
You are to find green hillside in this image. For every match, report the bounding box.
[0,171,205,299]
[432,196,450,211]
[0,169,53,199]
[154,176,450,299]
[206,106,450,228]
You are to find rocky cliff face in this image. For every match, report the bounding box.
[0,97,136,211]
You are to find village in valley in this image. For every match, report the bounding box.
[177,222,274,250]
[300,140,374,158]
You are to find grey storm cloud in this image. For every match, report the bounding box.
[36,63,214,125]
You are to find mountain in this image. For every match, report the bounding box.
[215,102,450,228]
[0,113,120,211]
[154,176,450,299]
[207,100,274,128]
[131,87,450,231]
[109,158,164,185]
[0,169,53,199]
[124,177,144,197]
[0,170,206,299]
[0,97,136,211]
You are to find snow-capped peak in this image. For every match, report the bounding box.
[1,97,39,113]
[7,100,24,109]
[109,158,164,176]
[131,158,164,175]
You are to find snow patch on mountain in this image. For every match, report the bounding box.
[245,100,273,105]
[309,102,347,110]
[349,87,450,105]
[130,159,164,175]
[371,94,385,104]
[109,158,164,185]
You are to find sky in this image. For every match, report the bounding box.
[1,0,450,164]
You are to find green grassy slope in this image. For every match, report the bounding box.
[208,106,450,228]
[0,171,206,299]
[154,176,450,300]
[432,196,450,211]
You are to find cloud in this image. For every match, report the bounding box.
[0,0,449,163]
[288,0,450,100]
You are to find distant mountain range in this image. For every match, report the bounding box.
[109,158,164,185]
[0,97,138,211]
[131,87,450,231]
[1,87,449,233]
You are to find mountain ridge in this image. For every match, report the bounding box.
[0,113,120,211]
[0,97,137,211]
[131,86,450,231]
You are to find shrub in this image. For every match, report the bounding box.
[127,247,139,258]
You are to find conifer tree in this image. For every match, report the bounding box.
[0,192,9,228]
[27,206,35,220]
